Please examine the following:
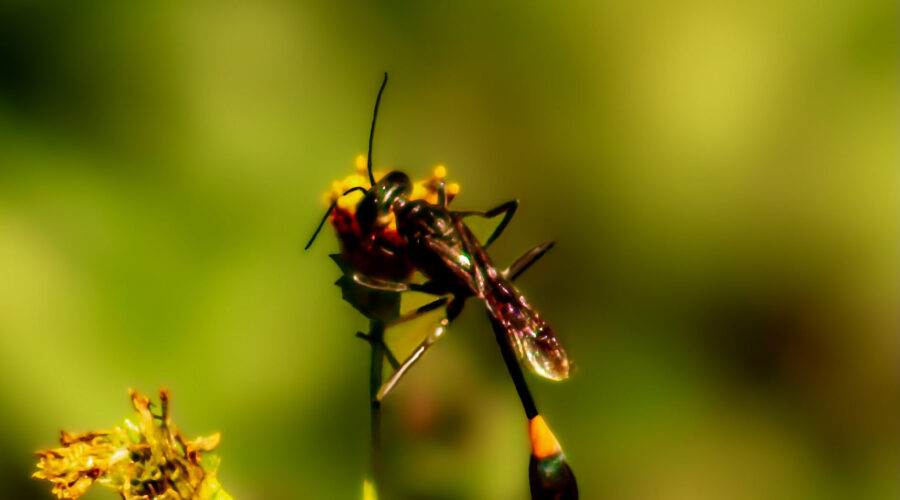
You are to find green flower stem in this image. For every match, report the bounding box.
[331,255,402,498]
[367,317,387,492]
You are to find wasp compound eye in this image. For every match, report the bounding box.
[382,170,410,185]
[381,171,412,198]
[355,192,378,232]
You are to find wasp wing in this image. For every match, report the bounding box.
[420,234,480,294]
[484,280,571,381]
[420,219,571,380]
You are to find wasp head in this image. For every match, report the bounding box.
[356,170,411,235]
[321,159,459,280]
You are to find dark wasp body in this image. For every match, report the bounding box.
[309,158,569,400]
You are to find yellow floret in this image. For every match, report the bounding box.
[341,174,369,192]
[355,154,367,172]
[410,181,429,201]
[363,479,378,500]
[326,158,459,218]
[337,189,365,211]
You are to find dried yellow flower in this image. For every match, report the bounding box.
[34,389,232,500]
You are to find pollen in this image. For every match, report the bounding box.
[434,165,447,178]
[448,182,460,196]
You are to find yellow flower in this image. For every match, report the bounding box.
[326,155,461,222]
[34,389,231,500]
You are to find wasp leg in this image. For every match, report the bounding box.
[356,331,401,370]
[387,297,451,327]
[504,241,556,282]
[376,298,465,402]
[455,200,519,249]
[350,274,411,292]
[350,274,445,295]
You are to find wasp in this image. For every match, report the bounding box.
[306,73,577,498]
[306,74,570,400]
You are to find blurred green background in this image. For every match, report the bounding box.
[0,1,896,499]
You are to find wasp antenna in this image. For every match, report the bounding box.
[304,186,368,250]
[367,72,388,186]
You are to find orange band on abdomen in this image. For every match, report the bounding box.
[529,415,562,459]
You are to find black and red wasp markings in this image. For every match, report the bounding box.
[305,73,571,402]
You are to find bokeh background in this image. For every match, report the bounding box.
[0,1,896,499]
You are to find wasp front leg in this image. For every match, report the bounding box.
[387,297,450,327]
[350,273,446,295]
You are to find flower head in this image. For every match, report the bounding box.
[325,156,459,280]
[34,389,231,500]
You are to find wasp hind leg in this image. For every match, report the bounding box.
[504,241,555,281]
[387,297,450,327]
[376,298,465,402]
[355,331,401,370]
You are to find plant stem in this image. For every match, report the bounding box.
[367,318,386,491]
